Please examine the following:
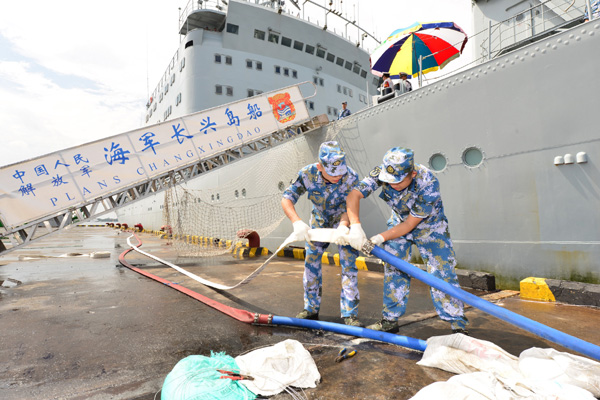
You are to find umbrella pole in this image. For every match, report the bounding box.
[418,55,423,88]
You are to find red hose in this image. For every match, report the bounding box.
[118,233,272,324]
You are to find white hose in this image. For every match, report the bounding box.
[126,229,340,291]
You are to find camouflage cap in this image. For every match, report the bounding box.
[378,147,414,183]
[318,141,347,176]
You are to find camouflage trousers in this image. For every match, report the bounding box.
[380,229,468,330]
[303,240,360,317]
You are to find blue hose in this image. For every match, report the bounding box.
[370,245,600,362]
[271,316,427,352]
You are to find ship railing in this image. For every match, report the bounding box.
[479,0,588,62]
[413,0,592,88]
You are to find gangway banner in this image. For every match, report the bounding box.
[0,84,310,229]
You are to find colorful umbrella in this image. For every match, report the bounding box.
[370,21,468,79]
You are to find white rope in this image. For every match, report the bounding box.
[126,229,339,290]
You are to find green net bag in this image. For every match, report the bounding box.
[161,351,256,400]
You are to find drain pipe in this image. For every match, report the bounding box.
[119,234,426,353]
[365,242,600,362]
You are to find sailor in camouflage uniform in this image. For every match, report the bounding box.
[345,147,469,334]
[281,141,363,327]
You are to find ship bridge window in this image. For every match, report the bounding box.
[256,61,262,70]
[226,86,233,96]
[293,40,304,51]
[281,36,292,47]
[336,57,344,67]
[215,54,222,63]
[316,48,326,58]
[185,40,193,49]
[345,61,352,70]
[283,68,289,76]
[246,60,253,68]
[326,53,335,63]
[292,70,297,79]
[216,85,223,95]
[305,44,315,55]
[360,70,367,78]
[275,65,281,74]
[353,64,360,74]
[226,23,239,34]
[268,32,279,43]
[225,56,232,65]
[254,29,265,40]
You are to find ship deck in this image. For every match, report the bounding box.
[1,227,599,399]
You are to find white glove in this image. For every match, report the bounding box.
[370,234,385,246]
[332,225,350,246]
[347,223,367,251]
[292,220,311,243]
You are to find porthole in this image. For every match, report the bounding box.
[278,181,285,191]
[462,147,484,167]
[429,153,447,172]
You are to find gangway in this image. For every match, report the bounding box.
[0,83,324,255]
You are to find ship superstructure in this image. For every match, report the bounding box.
[145,0,379,126]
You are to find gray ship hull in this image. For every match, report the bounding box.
[118,13,600,288]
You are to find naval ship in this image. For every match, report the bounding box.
[115,0,600,288]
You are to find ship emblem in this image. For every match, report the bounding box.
[268,92,296,124]
[369,166,381,177]
[333,160,341,166]
[386,165,395,174]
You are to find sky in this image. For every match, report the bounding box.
[0,0,472,168]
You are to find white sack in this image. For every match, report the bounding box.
[234,339,320,396]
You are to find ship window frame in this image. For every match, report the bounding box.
[215,54,222,64]
[246,59,253,69]
[292,70,297,79]
[313,76,318,85]
[254,29,265,40]
[337,84,341,93]
[348,88,353,98]
[319,78,324,86]
[305,44,315,55]
[226,23,239,34]
[170,74,175,84]
[268,32,279,44]
[185,40,193,49]
[353,64,360,74]
[345,61,352,70]
[180,57,186,71]
[247,89,254,97]
[360,70,367,78]
[275,65,281,74]
[293,40,304,51]
[306,100,314,110]
[281,36,292,47]
[283,68,289,76]
[225,56,232,65]
[256,61,262,71]
[316,48,326,58]
[215,85,223,95]
[326,52,335,63]
[176,92,182,106]
[226,86,233,96]
[336,57,345,67]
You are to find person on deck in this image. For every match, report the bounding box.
[381,72,394,95]
[281,141,363,327]
[399,72,412,93]
[343,147,469,334]
[338,101,351,119]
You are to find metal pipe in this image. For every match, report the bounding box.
[367,244,600,362]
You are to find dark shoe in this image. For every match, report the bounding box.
[452,328,469,336]
[296,310,319,320]
[366,319,398,333]
[343,316,364,327]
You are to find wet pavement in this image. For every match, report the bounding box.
[1,227,599,399]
